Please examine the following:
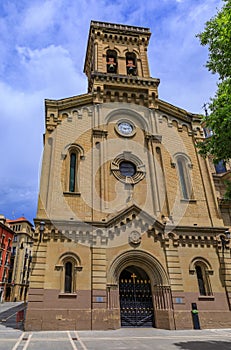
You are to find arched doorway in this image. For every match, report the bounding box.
[119,265,154,327]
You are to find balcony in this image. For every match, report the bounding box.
[0,243,5,250]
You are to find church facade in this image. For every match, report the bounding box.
[25,21,231,331]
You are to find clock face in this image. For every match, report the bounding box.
[118,122,133,135]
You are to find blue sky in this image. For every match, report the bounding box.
[0,0,223,224]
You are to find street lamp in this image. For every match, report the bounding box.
[225,229,230,239]
[39,221,45,243]
[221,229,230,250]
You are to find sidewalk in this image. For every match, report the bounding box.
[0,301,24,315]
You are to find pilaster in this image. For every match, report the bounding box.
[163,236,184,293]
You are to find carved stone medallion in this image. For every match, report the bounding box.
[129,230,141,245]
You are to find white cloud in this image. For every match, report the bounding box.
[22,0,62,34]
[16,44,86,97]
[147,0,222,111]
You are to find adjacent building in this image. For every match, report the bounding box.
[25,21,231,331]
[6,217,34,302]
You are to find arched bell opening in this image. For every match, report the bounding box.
[106,49,117,74]
[119,265,155,327]
[126,52,137,76]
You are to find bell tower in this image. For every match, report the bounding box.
[84,21,160,108]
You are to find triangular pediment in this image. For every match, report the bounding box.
[92,204,164,231]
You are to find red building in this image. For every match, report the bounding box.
[0,215,14,302]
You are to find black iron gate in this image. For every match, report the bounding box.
[119,272,154,327]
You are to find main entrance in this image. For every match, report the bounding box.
[119,266,154,327]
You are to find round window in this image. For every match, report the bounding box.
[111,153,145,184]
[119,161,136,177]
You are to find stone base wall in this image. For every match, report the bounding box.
[174,310,231,330]
[155,309,175,330]
[25,307,120,331]
[25,287,121,331]
[25,288,231,331]
[25,306,231,331]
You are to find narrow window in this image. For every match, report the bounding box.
[69,153,76,192]
[177,158,189,199]
[195,266,206,295]
[12,247,17,256]
[64,262,73,293]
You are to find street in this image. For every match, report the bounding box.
[0,302,25,331]
[0,327,231,349]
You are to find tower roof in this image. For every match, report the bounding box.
[89,20,151,35]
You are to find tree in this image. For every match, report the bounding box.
[197,0,231,198]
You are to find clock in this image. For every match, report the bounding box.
[115,120,136,137]
[118,122,133,135]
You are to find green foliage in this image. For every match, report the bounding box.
[198,78,231,162]
[196,0,231,162]
[197,0,231,80]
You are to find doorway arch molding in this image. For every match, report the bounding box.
[107,249,169,286]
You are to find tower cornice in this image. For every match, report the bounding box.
[90,20,151,35]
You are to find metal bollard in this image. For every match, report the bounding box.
[191,303,201,329]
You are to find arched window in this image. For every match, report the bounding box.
[126,52,137,76]
[69,153,77,192]
[64,261,73,293]
[62,144,84,193]
[190,258,213,296]
[175,155,192,200]
[195,265,206,295]
[195,263,212,296]
[106,50,117,73]
[55,252,83,295]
